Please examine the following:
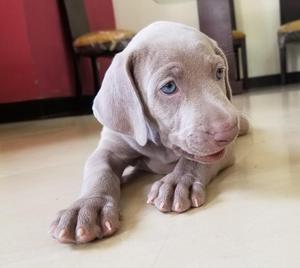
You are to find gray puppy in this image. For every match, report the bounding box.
[49,21,249,244]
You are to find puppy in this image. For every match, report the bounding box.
[49,21,249,244]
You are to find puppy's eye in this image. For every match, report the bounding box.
[216,67,224,80]
[160,81,177,95]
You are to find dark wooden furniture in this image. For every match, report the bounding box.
[229,0,248,89]
[58,0,134,97]
[278,0,300,84]
[197,0,243,94]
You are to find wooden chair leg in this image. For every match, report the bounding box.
[234,45,240,81]
[73,55,83,99]
[71,53,84,113]
[240,38,249,89]
[279,45,287,85]
[91,57,100,93]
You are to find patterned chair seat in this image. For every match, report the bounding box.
[73,30,135,56]
[278,19,300,48]
[232,30,246,40]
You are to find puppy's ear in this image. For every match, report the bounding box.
[92,51,148,146]
[209,39,232,101]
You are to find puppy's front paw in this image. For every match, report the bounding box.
[147,176,206,213]
[49,196,119,244]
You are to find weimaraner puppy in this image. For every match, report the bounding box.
[49,21,249,244]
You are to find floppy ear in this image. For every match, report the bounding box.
[92,51,148,146]
[209,39,232,101]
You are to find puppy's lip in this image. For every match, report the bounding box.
[173,146,225,164]
[193,148,225,163]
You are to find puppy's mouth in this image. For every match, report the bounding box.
[193,149,225,163]
[173,146,226,164]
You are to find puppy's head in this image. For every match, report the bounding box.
[93,21,239,164]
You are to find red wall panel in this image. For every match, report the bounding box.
[23,0,75,99]
[0,0,115,103]
[85,0,115,31]
[0,0,38,103]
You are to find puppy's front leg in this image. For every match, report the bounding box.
[49,140,137,244]
[147,148,234,213]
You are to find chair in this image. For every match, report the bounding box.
[278,0,300,84]
[229,0,248,89]
[58,0,134,97]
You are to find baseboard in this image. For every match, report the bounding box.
[0,96,94,123]
[247,71,300,88]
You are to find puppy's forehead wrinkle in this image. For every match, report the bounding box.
[204,54,223,66]
[150,62,182,81]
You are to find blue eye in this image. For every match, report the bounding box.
[216,67,224,80]
[160,81,177,95]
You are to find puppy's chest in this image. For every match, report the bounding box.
[140,144,179,174]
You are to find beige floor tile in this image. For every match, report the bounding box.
[1,85,300,268]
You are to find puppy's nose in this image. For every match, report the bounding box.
[213,126,239,146]
[208,114,238,146]
[210,115,238,132]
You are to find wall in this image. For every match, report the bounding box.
[235,0,300,77]
[112,0,199,31]
[0,0,115,104]
[0,0,41,103]
[112,0,300,78]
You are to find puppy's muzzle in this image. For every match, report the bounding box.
[213,125,239,146]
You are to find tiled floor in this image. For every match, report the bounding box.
[1,85,300,268]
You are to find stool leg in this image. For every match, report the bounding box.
[279,45,287,85]
[73,55,83,98]
[72,54,83,112]
[234,45,240,81]
[241,38,249,89]
[91,57,100,93]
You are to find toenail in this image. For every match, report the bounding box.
[58,229,67,239]
[193,198,199,207]
[76,227,85,237]
[175,202,180,211]
[48,225,56,234]
[146,197,152,204]
[105,221,112,231]
[159,203,166,210]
